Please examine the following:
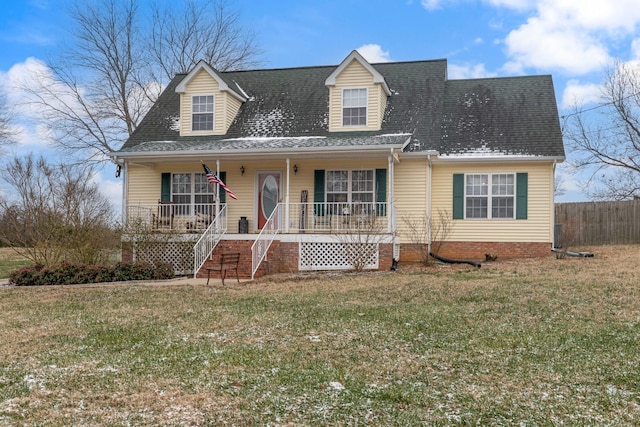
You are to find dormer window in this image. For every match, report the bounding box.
[342,88,367,126]
[192,95,214,131]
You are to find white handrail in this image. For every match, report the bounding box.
[251,203,281,279]
[193,205,228,277]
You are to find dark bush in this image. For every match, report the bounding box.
[9,261,174,286]
[9,264,44,286]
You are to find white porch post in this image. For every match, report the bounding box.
[388,151,393,232]
[285,158,290,233]
[216,159,220,232]
[427,154,433,255]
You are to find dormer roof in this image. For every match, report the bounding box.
[175,60,247,102]
[325,50,391,96]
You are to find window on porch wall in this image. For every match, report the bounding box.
[315,168,386,216]
[162,172,222,218]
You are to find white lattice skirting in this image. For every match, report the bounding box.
[299,242,379,271]
[133,241,194,275]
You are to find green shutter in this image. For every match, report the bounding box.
[375,168,387,216]
[219,171,227,204]
[314,170,325,216]
[160,173,171,202]
[453,174,464,219]
[516,172,528,219]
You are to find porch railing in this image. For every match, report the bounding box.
[251,203,282,279]
[193,204,228,277]
[125,202,226,232]
[285,202,390,233]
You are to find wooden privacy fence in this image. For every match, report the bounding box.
[555,200,640,247]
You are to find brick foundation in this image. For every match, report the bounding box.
[403,241,551,262]
[197,240,395,279]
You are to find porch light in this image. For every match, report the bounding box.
[293,164,298,175]
[240,165,245,176]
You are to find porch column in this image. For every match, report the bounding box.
[285,158,290,233]
[216,159,220,232]
[388,152,393,232]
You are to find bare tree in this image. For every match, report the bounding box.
[20,0,261,164]
[564,61,640,200]
[401,209,454,265]
[0,155,119,266]
[0,93,15,153]
[150,0,262,80]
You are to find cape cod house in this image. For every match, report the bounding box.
[110,50,565,279]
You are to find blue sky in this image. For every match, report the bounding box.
[2,0,640,209]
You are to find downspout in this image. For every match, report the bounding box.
[427,154,433,256]
[285,158,290,233]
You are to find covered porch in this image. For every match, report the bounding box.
[115,135,410,278]
[122,200,398,279]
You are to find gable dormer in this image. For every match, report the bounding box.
[325,50,391,132]
[175,60,246,136]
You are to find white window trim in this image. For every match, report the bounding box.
[342,87,368,127]
[325,169,375,203]
[171,172,215,216]
[464,173,516,220]
[191,94,215,132]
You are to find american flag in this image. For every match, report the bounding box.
[202,162,238,200]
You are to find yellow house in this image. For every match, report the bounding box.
[110,50,565,278]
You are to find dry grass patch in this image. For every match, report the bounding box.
[0,248,31,279]
[1,245,639,425]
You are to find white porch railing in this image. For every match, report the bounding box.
[193,204,228,277]
[251,203,282,279]
[285,202,390,233]
[125,202,225,232]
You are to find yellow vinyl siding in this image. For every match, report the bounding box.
[431,162,554,243]
[376,86,387,125]
[225,94,242,129]
[127,165,162,205]
[328,60,387,131]
[393,158,429,244]
[180,69,240,136]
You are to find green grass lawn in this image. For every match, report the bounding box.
[0,248,31,279]
[0,245,638,425]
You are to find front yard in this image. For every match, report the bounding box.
[0,245,638,425]
[0,248,31,279]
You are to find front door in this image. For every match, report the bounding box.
[257,172,281,229]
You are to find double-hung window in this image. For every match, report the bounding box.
[326,169,375,214]
[171,173,215,216]
[465,173,515,219]
[192,95,214,131]
[342,88,367,126]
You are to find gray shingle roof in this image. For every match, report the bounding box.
[117,59,564,159]
[440,75,565,158]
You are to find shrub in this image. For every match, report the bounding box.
[8,261,174,286]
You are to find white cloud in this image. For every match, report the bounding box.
[502,0,640,75]
[420,0,443,10]
[90,169,123,215]
[3,57,83,118]
[632,38,640,60]
[448,63,498,79]
[356,44,392,63]
[484,0,535,10]
[561,79,602,109]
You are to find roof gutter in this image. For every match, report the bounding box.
[108,144,408,162]
[433,155,566,163]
